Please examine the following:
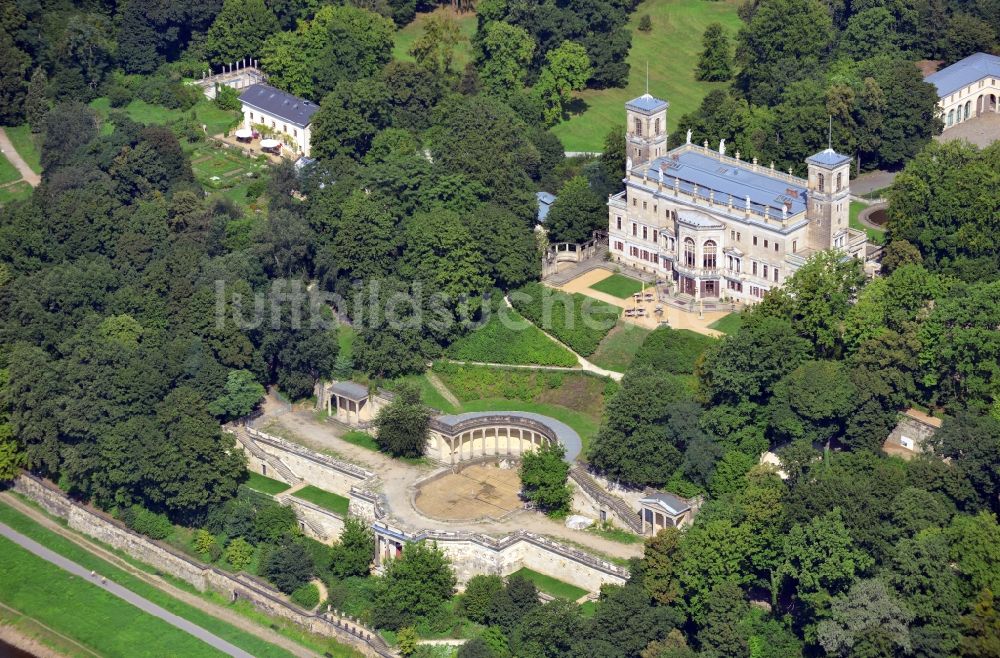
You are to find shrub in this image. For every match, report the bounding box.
[123,505,173,540]
[509,283,619,356]
[633,326,717,374]
[215,85,242,111]
[460,575,504,624]
[398,627,419,656]
[171,117,203,143]
[194,529,217,556]
[225,537,255,570]
[290,583,320,609]
[638,14,652,31]
[245,178,267,200]
[446,308,578,367]
[262,541,315,593]
[107,83,133,108]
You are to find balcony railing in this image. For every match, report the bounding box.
[672,262,721,278]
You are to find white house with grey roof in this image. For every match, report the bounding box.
[924,52,1000,129]
[608,93,867,303]
[239,83,319,156]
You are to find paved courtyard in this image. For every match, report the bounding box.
[414,463,522,521]
[555,268,729,336]
[937,112,1000,148]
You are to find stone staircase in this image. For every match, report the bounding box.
[569,466,642,534]
[235,428,302,485]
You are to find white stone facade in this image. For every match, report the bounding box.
[608,95,867,303]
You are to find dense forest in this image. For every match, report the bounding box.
[1,0,999,656]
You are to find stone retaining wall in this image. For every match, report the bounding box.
[284,495,346,542]
[244,428,372,495]
[12,475,394,658]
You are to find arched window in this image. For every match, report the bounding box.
[965,101,971,120]
[684,238,695,267]
[654,118,661,135]
[634,117,642,136]
[817,173,825,192]
[947,109,954,126]
[703,240,717,268]
[836,172,842,191]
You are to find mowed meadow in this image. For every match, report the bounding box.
[552,0,743,152]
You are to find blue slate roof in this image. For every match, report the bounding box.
[239,83,319,128]
[537,191,556,223]
[626,93,669,113]
[925,53,1000,97]
[806,148,851,168]
[639,149,808,221]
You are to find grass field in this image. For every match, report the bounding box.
[0,180,32,206]
[246,472,292,495]
[189,143,266,190]
[388,372,459,413]
[0,502,297,658]
[708,311,742,334]
[510,567,588,601]
[340,430,380,452]
[589,322,652,372]
[447,308,579,367]
[551,0,743,152]
[393,7,477,69]
[89,98,240,136]
[0,149,21,185]
[293,486,350,516]
[850,200,886,245]
[4,124,42,173]
[588,273,646,299]
[0,535,228,657]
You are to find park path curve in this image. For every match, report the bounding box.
[424,370,461,408]
[0,127,40,187]
[0,521,255,658]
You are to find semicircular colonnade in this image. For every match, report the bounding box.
[426,411,582,465]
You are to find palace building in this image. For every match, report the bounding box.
[925,52,1000,130]
[607,94,867,302]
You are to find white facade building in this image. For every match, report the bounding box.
[925,53,1000,129]
[239,83,319,157]
[607,94,867,303]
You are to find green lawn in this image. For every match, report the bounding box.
[708,311,742,334]
[433,362,608,453]
[509,567,589,601]
[340,430,380,452]
[293,486,350,516]
[551,0,743,151]
[447,308,578,367]
[388,372,459,413]
[0,180,32,206]
[589,322,651,372]
[589,273,647,299]
[246,471,292,495]
[588,523,642,544]
[188,143,266,190]
[0,502,297,658]
[850,200,886,245]
[393,7,477,69]
[0,148,21,185]
[4,124,42,173]
[89,97,239,136]
[0,535,229,657]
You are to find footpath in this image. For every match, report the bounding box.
[0,127,40,187]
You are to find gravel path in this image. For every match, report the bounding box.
[0,521,254,658]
